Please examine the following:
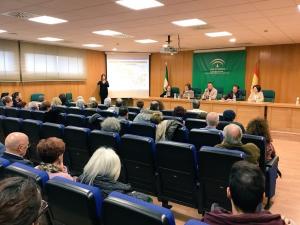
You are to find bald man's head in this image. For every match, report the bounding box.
[206,112,219,128]
[223,124,242,145]
[5,132,29,157]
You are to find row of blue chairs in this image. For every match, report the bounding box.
[0,115,278,211]
[0,159,207,225]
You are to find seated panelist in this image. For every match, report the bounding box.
[202,82,218,100]
[223,84,242,101]
[248,85,264,102]
[160,85,174,98]
[182,83,194,99]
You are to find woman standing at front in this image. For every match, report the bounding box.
[97,74,109,104]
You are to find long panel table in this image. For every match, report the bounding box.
[133,98,300,134]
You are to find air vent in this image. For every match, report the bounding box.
[2,11,39,20]
[192,25,214,30]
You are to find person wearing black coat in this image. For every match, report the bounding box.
[97,74,109,104]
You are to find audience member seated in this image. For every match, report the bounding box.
[79,147,151,201]
[87,97,98,108]
[0,92,9,99]
[108,98,123,114]
[2,96,13,107]
[27,101,39,111]
[104,97,112,108]
[246,118,276,162]
[58,93,67,106]
[173,106,186,118]
[187,99,207,118]
[160,85,174,98]
[133,101,162,123]
[118,106,129,121]
[51,97,62,107]
[215,124,260,164]
[2,132,32,166]
[0,177,43,225]
[203,161,293,225]
[12,92,26,108]
[40,101,60,123]
[182,83,194,99]
[136,99,144,109]
[248,84,264,103]
[223,84,242,101]
[155,113,184,142]
[101,117,121,133]
[202,82,218,100]
[76,98,85,109]
[223,110,245,133]
[36,137,73,180]
[201,112,219,131]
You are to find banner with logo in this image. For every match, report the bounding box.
[192,50,246,95]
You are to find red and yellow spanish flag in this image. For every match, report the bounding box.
[251,61,259,88]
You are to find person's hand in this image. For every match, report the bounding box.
[282,215,297,225]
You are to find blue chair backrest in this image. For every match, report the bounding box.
[67,106,84,115]
[156,141,198,208]
[185,219,209,225]
[85,108,99,117]
[217,121,231,130]
[0,115,5,143]
[5,107,19,118]
[0,106,5,116]
[98,104,108,110]
[185,112,205,119]
[66,114,86,127]
[64,126,90,175]
[19,109,32,119]
[22,119,42,163]
[4,162,49,188]
[173,126,189,143]
[31,110,46,122]
[128,107,140,114]
[41,122,64,139]
[198,146,245,212]
[242,134,266,172]
[163,116,184,123]
[128,112,137,121]
[119,120,131,135]
[161,110,173,116]
[185,118,207,130]
[98,110,117,118]
[89,130,120,154]
[45,176,102,225]
[53,105,67,113]
[189,129,223,150]
[120,134,156,195]
[128,122,156,139]
[104,191,175,225]
[3,117,23,136]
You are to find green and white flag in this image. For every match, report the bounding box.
[163,63,169,91]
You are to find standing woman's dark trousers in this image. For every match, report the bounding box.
[98,81,109,104]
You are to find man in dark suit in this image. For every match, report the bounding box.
[2,132,32,166]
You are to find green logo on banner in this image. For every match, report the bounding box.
[207,58,229,75]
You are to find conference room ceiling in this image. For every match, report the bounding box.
[1,0,300,52]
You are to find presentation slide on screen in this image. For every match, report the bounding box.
[106,53,150,98]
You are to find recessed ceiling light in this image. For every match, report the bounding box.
[172,18,207,27]
[0,29,7,33]
[116,0,164,10]
[112,48,118,51]
[29,16,67,25]
[93,30,123,36]
[229,38,236,43]
[82,44,103,48]
[135,39,158,44]
[205,31,232,37]
[37,37,63,42]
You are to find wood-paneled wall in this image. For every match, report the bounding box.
[0,50,105,102]
[150,44,300,103]
[245,44,300,103]
[150,51,193,97]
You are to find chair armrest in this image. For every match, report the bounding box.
[266,156,279,169]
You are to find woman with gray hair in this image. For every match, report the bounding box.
[76,98,85,109]
[101,117,121,133]
[79,147,151,201]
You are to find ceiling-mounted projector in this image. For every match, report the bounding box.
[160,35,178,55]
